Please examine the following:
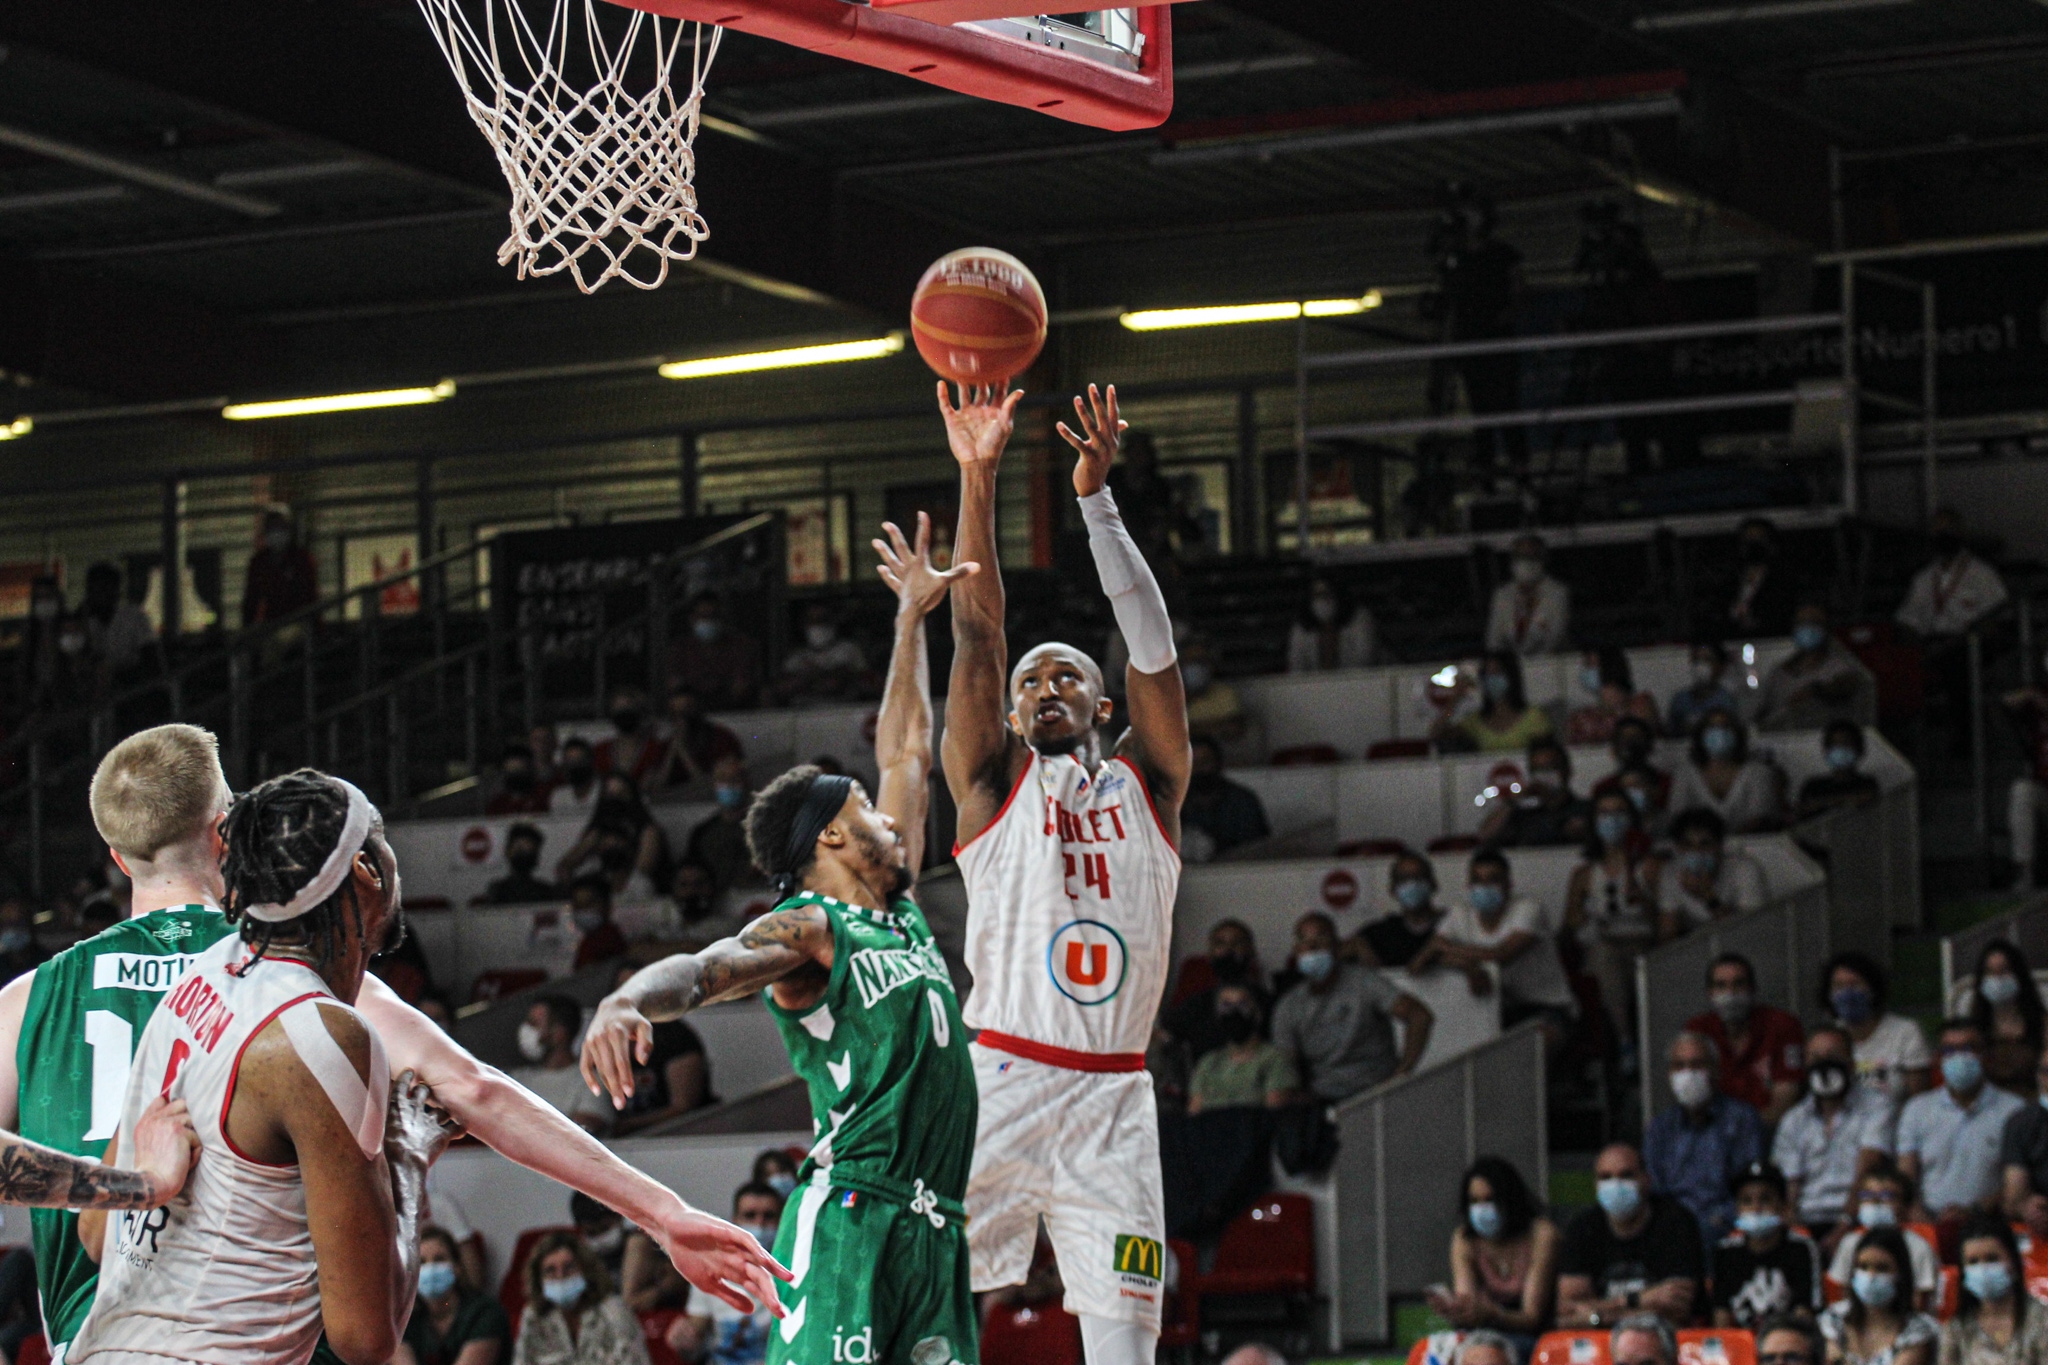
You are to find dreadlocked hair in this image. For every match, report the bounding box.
[221,768,380,973]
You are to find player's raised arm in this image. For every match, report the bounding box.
[1058,382,1192,843]
[938,382,1027,834]
[873,511,978,873]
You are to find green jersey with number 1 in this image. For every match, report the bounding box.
[16,905,232,1356]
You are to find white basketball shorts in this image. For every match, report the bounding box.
[964,1040,1166,1329]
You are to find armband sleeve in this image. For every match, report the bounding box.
[1079,487,1177,675]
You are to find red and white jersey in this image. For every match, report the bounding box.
[70,934,389,1365]
[956,750,1180,1060]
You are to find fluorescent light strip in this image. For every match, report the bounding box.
[223,380,456,420]
[0,418,30,441]
[1633,0,1912,29]
[1121,293,1382,331]
[659,334,904,380]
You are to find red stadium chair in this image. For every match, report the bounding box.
[471,968,549,1004]
[15,1335,48,1365]
[1427,834,1481,854]
[1160,1237,1202,1355]
[499,1224,576,1321]
[1367,739,1432,761]
[2021,1225,2048,1300]
[1272,744,1341,766]
[1411,1331,1468,1365]
[1680,1329,1756,1365]
[1171,955,1217,1007]
[1904,1222,1943,1263]
[1533,1331,1612,1365]
[981,1302,1082,1365]
[1186,1193,1314,1296]
[1938,1265,1960,1321]
[1337,838,1411,858]
[639,1308,686,1365]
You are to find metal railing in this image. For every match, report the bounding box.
[1328,1021,1547,1348]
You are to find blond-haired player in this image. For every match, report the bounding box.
[0,723,786,1363]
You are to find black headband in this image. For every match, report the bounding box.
[775,773,854,901]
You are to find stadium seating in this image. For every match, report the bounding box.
[1534,1330,1612,1365]
[1679,1329,1757,1365]
[1185,1193,1315,1299]
[981,1301,1082,1365]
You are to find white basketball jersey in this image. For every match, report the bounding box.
[956,750,1180,1058]
[69,935,390,1365]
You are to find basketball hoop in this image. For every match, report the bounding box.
[414,0,722,293]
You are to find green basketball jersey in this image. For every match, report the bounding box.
[17,905,233,1352]
[763,892,977,1202]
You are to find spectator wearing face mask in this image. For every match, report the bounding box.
[1773,1025,1895,1247]
[1567,645,1661,746]
[667,1183,784,1365]
[1480,738,1593,848]
[569,876,631,970]
[1653,808,1769,938]
[653,685,745,796]
[1826,1167,1940,1310]
[1271,913,1431,1101]
[1180,736,1271,863]
[686,757,759,893]
[550,738,602,819]
[1669,640,1743,740]
[751,1149,799,1202]
[1432,1157,1559,1353]
[1671,709,1787,834]
[1188,986,1298,1114]
[1288,575,1377,672]
[556,773,667,889]
[241,506,321,630]
[1757,602,1873,733]
[1825,953,1931,1104]
[1896,509,2009,643]
[1965,940,2043,1097]
[1165,920,1270,1062]
[511,996,613,1134]
[1487,535,1572,657]
[1797,722,1883,822]
[1567,789,1660,1044]
[1686,953,1805,1125]
[487,743,553,815]
[1556,1142,1704,1329]
[1593,716,1670,805]
[1713,1162,1823,1328]
[778,602,870,706]
[595,687,664,784]
[1719,517,1800,640]
[1355,853,1447,970]
[1896,1019,2023,1228]
[1435,650,1556,755]
[513,1230,650,1365]
[1645,1030,1765,1247]
[1615,762,1673,838]
[668,592,762,712]
[1416,850,1576,1054]
[403,1223,510,1365]
[655,859,737,948]
[481,824,558,904]
[571,1191,634,1285]
[1181,640,1247,747]
[1821,1223,1939,1365]
[1938,1213,2048,1365]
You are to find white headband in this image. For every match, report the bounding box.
[242,778,379,924]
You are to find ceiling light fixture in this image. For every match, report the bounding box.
[1632,0,1914,31]
[222,380,456,420]
[658,334,906,380]
[1120,293,1382,331]
[0,417,30,441]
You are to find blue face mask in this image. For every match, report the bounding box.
[1793,623,1828,652]
[766,1172,797,1198]
[1832,986,1875,1024]
[1852,1269,1897,1308]
[542,1275,587,1307]
[1296,950,1335,983]
[1981,973,2022,1006]
[1596,1178,1642,1220]
[1702,726,1737,759]
[1468,1202,1503,1239]
[1581,666,1605,695]
[1825,746,1860,773]
[743,1223,777,1252]
[715,784,746,810]
[419,1261,459,1299]
[1943,1051,1984,1093]
[1394,879,1434,912]
[1469,883,1506,916]
[0,929,31,956]
[1680,850,1719,878]
[1624,787,1651,814]
[1596,812,1633,848]
[1482,672,1512,701]
[1965,1261,2014,1302]
[1735,1211,1783,1239]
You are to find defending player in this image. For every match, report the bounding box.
[0,724,784,1365]
[71,769,454,1365]
[939,381,1191,1365]
[582,512,981,1365]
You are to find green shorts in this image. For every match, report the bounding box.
[768,1172,977,1365]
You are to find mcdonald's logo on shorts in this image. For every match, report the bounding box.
[1114,1233,1163,1285]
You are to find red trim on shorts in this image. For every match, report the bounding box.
[219,991,329,1168]
[1114,755,1177,850]
[952,753,1034,857]
[977,1030,1145,1073]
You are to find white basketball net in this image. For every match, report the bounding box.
[415,0,722,293]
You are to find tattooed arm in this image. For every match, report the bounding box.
[3,1094,195,1211]
[581,903,833,1110]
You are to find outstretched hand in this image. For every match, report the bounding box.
[875,512,978,618]
[649,1204,795,1318]
[937,381,1022,470]
[1055,382,1126,497]
[581,991,655,1110]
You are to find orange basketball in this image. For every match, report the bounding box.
[910,247,1048,385]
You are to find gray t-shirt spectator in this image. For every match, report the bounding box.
[1896,1083,2025,1213]
[1770,1085,1896,1227]
[1270,961,1403,1101]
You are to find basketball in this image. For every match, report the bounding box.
[910,248,1048,385]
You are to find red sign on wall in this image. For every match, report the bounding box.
[460,826,494,863]
[1321,869,1358,910]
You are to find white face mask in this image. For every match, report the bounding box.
[517,1021,548,1063]
[1510,558,1543,585]
[805,623,836,649]
[1670,1067,1714,1108]
[1310,595,1338,624]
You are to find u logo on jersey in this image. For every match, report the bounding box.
[1047,920,1127,1005]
